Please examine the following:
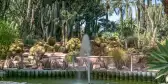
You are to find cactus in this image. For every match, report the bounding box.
[29,41,45,56]
[58,46,66,52]
[54,42,61,51]
[9,39,24,54]
[44,43,55,52]
[41,1,60,41]
[66,51,79,63]
[92,32,121,56]
[65,38,81,52]
[47,37,56,46]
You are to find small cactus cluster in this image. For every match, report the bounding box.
[65,38,81,52]
[43,37,56,52]
[65,38,81,63]
[29,41,45,56]
[47,37,56,46]
[45,37,66,52]
[92,34,121,56]
[29,37,65,56]
[9,39,24,54]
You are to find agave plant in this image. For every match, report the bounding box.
[148,40,168,81]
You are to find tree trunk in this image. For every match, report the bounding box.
[120,8,123,37]
[105,10,108,31]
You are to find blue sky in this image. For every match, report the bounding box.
[109,0,162,21]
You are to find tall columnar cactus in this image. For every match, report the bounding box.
[41,1,60,40]
[41,5,51,40]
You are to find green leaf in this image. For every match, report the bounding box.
[156,67,168,79]
[165,40,168,51]
[150,51,167,63]
[148,63,168,70]
[157,43,168,55]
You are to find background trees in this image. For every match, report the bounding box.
[0,0,167,49]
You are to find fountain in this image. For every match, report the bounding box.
[80,34,91,84]
[1,35,156,84]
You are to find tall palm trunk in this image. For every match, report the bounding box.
[120,7,123,36]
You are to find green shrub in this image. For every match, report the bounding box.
[108,47,128,69]
[65,51,79,63]
[0,20,18,59]
[0,21,18,45]
[101,32,119,40]
[0,45,9,59]
[23,38,36,46]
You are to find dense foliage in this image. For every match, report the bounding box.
[148,40,168,82]
[0,20,18,59]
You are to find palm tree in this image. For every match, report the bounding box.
[110,0,135,48]
[110,0,123,31]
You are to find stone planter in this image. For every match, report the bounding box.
[76,56,113,70]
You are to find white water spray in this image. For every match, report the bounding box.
[80,34,91,84]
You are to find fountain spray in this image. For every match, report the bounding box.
[80,34,91,84]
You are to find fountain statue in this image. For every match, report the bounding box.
[80,34,91,84]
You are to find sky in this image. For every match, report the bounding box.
[109,0,162,22]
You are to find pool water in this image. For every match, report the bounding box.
[2,78,154,84]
